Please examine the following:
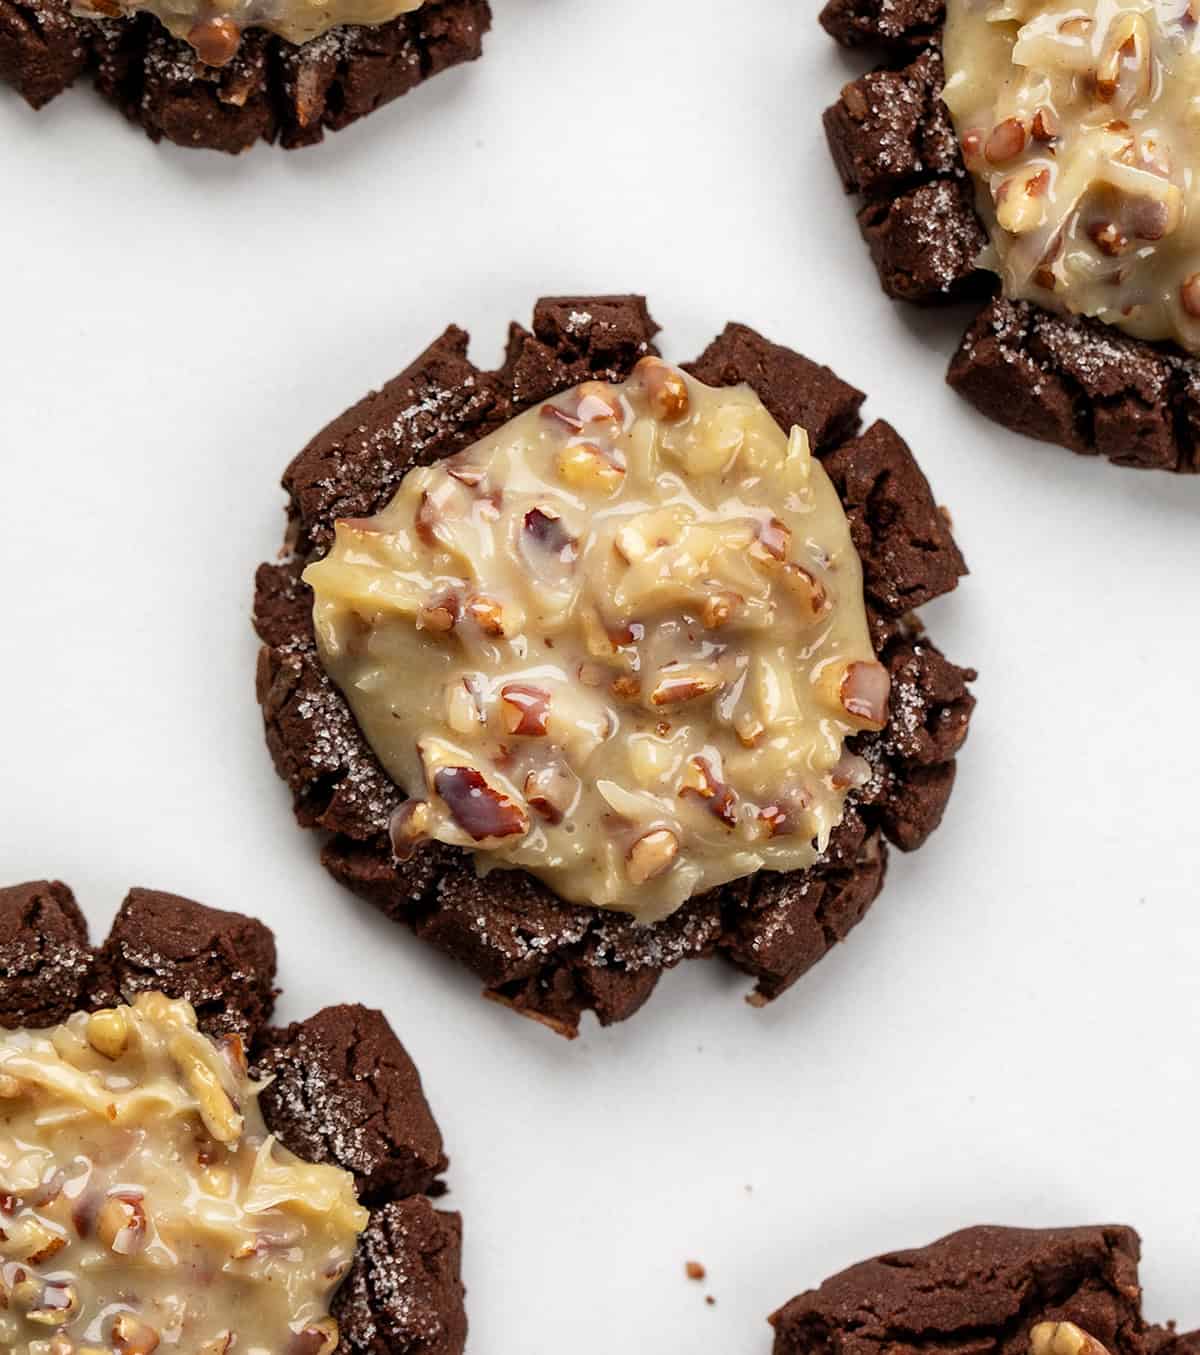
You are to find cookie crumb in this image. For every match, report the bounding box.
[685,1260,706,1281]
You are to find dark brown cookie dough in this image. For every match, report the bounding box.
[0,880,467,1355]
[88,885,278,1038]
[256,1002,448,1204]
[771,1225,1196,1355]
[334,1197,466,1355]
[947,300,1198,473]
[253,294,976,1037]
[820,0,945,50]
[0,0,489,151]
[819,1,1200,472]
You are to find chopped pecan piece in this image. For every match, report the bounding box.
[466,595,507,637]
[679,756,737,828]
[838,660,891,728]
[388,799,433,861]
[626,829,680,883]
[434,767,529,841]
[500,684,551,736]
[650,669,725,706]
[634,356,690,421]
[523,507,578,561]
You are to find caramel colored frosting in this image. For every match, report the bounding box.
[943,0,1200,353]
[0,994,367,1355]
[70,0,424,65]
[306,361,889,923]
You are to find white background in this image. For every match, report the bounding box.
[3,1,1199,1349]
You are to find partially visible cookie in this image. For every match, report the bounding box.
[0,0,490,151]
[253,294,976,1037]
[772,1225,1196,1355]
[819,0,1200,474]
[0,879,467,1355]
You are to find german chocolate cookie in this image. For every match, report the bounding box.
[0,879,467,1355]
[820,0,1200,474]
[0,0,488,151]
[772,1224,1197,1355]
[253,294,975,1037]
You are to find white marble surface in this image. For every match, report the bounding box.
[2,1,1198,1349]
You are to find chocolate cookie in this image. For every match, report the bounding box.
[819,1,1200,474]
[0,0,489,151]
[253,294,976,1038]
[0,879,467,1355]
[771,1224,1196,1355]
